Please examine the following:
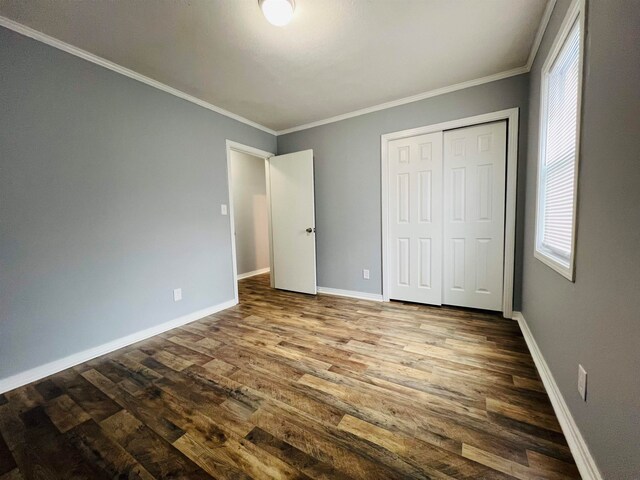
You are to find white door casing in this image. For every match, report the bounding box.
[387,132,443,304]
[443,122,507,310]
[269,150,317,295]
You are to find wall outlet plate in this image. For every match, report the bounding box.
[173,288,182,302]
[578,364,587,401]
[363,269,370,279]
[221,204,228,215]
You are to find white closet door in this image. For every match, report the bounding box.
[388,132,443,305]
[443,122,506,310]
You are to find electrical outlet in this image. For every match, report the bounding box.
[173,288,182,302]
[363,269,370,280]
[221,204,228,215]
[578,364,587,401]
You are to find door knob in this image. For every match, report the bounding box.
[306,227,315,233]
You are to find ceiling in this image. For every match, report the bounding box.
[0,0,549,133]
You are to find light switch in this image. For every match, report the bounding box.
[173,288,182,302]
[221,204,228,215]
[578,364,587,401]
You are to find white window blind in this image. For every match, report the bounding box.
[536,13,582,279]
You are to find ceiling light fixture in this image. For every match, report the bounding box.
[259,0,295,27]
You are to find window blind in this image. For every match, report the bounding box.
[540,19,581,263]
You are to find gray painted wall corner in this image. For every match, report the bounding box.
[0,25,276,382]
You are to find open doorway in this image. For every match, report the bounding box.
[226,140,317,301]
[226,141,274,302]
[230,149,270,279]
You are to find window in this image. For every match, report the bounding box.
[535,0,584,281]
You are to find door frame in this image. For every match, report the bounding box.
[381,108,519,318]
[225,140,275,303]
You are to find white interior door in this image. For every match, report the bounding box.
[388,132,443,304]
[269,150,317,294]
[443,122,506,310]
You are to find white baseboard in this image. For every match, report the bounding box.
[512,311,603,480]
[317,286,383,302]
[237,267,270,280]
[0,299,237,394]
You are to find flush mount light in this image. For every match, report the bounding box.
[259,0,295,27]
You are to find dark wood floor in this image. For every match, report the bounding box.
[0,274,579,479]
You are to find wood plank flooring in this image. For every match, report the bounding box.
[0,274,580,479]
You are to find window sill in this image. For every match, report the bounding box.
[534,248,575,282]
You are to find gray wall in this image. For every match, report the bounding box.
[522,1,640,477]
[278,75,529,306]
[0,26,276,382]
[230,150,270,276]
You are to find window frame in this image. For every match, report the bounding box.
[534,0,586,281]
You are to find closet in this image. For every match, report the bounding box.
[387,121,507,311]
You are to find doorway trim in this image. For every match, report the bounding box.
[225,140,275,303]
[381,108,519,318]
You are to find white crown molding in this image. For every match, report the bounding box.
[513,311,603,480]
[276,66,528,135]
[317,286,383,302]
[276,1,557,136]
[526,0,558,70]
[0,16,277,136]
[237,267,270,280]
[2,2,557,138]
[0,299,237,394]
